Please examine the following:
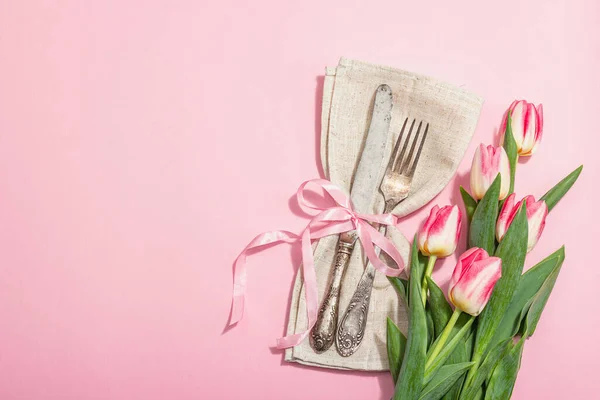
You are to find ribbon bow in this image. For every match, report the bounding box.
[228,179,405,349]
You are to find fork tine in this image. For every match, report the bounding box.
[406,122,429,177]
[399,121,422,174]
[394,119,416,173]
[386,118,408,173]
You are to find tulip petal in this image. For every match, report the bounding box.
[498,147,511,200]
[496,193,518,242]
[418,205,461,258]
[509,101,526,151]
[524,198,548,251]
[536,103,544,142]
[450,256,502,316]
[418,205,440,255]
[470,144,512,201]
[520,103,538,156]
[501,100,543,157]
[450,247,487,289]
[470,146,485,200]
[500,100,520,137]
[499,195,548,252]
[422,206,461,257]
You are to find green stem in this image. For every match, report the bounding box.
[425,309,461,369]
[465,352,481,388]
[509,154,518,195]
[504,111,518,196]
[421,255,437,306]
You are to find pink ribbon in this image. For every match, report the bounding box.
[228,179,405,348]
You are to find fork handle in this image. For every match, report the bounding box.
[336,263,377,357]
[310,234,355,353]
[336,225,389,357]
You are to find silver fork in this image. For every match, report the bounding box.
[336,118,429,357]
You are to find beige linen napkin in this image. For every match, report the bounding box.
[284,58,483,371]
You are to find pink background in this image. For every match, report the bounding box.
[1,0,599,399]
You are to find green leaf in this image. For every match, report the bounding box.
[472,205,528,368]
[540,165,583,212]
[460,186,478,224]
[461,339,512,400]
[457,331,478,398]
[442,343,468,400]
[469,174,501,254]
[523,252,564,337]
[426,277,474,339]
[418,362,475,400]
[473,388,485,400]
[388,277,409,305]
[387,317,407,384]
[424,317,475,383]
[464,324,476,361]
[417,251,429,280]
[491,247,565,345]
[426,277,453,338]
[394,238,428,400]
[502,112,518,195]
[426,307,435,347]
[484,338,525,400]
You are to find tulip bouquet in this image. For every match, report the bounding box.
[386,100,582,400]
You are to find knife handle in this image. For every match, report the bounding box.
[310,234,355,353]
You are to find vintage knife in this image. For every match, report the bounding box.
[309,84,393,353]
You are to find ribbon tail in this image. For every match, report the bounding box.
[276,331,311,349]
[229,253,247,325]
[228,230,299,327]
[276,227,319,349]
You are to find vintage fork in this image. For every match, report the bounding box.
[336,117,429,357]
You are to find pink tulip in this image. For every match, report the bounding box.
[418,205,462,258]
[470,144,511,201]
[448,248,502,316]
[501,100,543,157]
[496,194,548,252]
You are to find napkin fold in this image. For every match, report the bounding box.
[284,58,483,371]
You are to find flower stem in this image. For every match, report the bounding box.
[425,309,461,370]
[421,255,437,306]
[465,352,481,388]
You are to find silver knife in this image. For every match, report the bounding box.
[309,84,393,353]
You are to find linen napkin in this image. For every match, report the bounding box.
[284,58,483,371]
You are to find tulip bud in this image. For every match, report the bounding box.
[448,248,502,316]
[470,144,511,201]
[496,194,548,252]
[501,100,543,156]
[418,205,462,258]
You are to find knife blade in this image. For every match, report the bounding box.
[350,85,394,214]
[310,84,393,353]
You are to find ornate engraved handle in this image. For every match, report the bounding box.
[310,233,355,353]
[335,264,376,357]
[336,223,390,357]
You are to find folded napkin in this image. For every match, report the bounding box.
[284,58,484,371]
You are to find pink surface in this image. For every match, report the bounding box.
[0,0,598,399]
